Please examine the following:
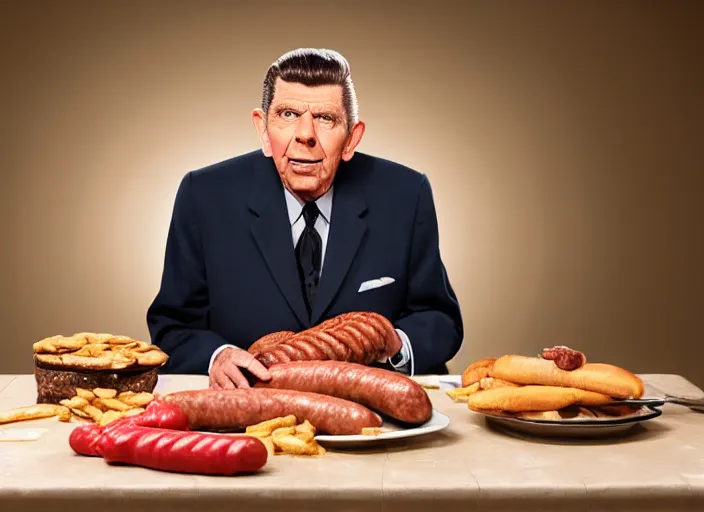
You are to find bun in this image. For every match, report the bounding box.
[491,355,644,399]
[461,358,496,387]
[467,385,613,412]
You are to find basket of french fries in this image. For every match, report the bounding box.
[32,332,168,404]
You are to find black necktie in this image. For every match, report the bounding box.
[295,202,322,316]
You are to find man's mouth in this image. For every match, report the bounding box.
[288,157,323,165]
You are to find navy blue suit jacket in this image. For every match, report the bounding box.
[147,150,463,375]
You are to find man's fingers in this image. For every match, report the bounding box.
[223,365,250,388]
[233,350,272,381]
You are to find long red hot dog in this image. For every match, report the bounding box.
[161,388,383,435]
[98,422,268,475]
[255,361,433,425]
[69,402,191,457]
[69,423,103,457]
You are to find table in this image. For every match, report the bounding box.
[1,373,703,512]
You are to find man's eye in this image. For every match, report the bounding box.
[282,110,298,119]
[316,114,334,123]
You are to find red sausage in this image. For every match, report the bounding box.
[98,422,268,475]
[69,423,103,457]
[130,401,189,430]
[161,388,382,435]
[255,361,433,424]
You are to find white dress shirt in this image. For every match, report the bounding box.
[208,186,415,376]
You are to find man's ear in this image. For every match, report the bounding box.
[251,108,272,157]
[341,120,366,162]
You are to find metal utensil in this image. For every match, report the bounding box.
[616,395,704,412]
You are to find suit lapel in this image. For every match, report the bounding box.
[247,156,309,328]
[311,165,368,324]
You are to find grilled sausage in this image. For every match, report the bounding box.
[98,423,268,475]
[255,361,433,425]
[542,345,587,371]
[248,312,398,367]
[160,388,383,435]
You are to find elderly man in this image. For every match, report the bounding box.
[147,48,463,389]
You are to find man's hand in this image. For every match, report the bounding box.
[209,347,271,389]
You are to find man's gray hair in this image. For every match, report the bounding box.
[261,48,359,130]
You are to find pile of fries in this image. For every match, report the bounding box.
[244,415,326,456]
[0,387,155,427]
[61,388,155,425]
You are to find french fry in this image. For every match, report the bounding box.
[75,388,96,401]
[272,433,320,456]
[361,427,383,436]
[57,406,72,422]
[245,415,297,436]
[293,420,315,443]
[60,396,90,410]
[71,408,91,420]
[118,392,153,408]
[446,382,480,402]
[0,404,70,425]
[99,410,124,426]
[93,388,118,399]
[122,407,145,417]
[94,398,132,412]
[82,404,104,423]
[271,424,323,456]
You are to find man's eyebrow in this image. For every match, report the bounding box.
[272,103,302,114]
[271,103,343,115]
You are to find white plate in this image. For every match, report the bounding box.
[314,409,450,447]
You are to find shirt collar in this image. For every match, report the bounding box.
[284,186,334,226]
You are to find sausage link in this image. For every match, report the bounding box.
[249,331,295,357]
[98,423,268,475]
[542,345,587,371]
[248,312,396,366]
[161,388,382,435]
[255,361,433,425]
[69,423,103,457]
[310,331,351,360]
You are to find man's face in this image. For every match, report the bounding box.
[252,78,365,202]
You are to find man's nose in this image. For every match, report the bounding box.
[294,112,317,148]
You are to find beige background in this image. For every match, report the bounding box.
[2,1,702,386]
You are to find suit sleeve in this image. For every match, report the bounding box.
[146,172,229,374]
[393,174,464,374]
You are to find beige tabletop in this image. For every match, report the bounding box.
[0,374,16,394]
[1,373,703,512]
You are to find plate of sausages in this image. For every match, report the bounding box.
[159,360,449,447]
